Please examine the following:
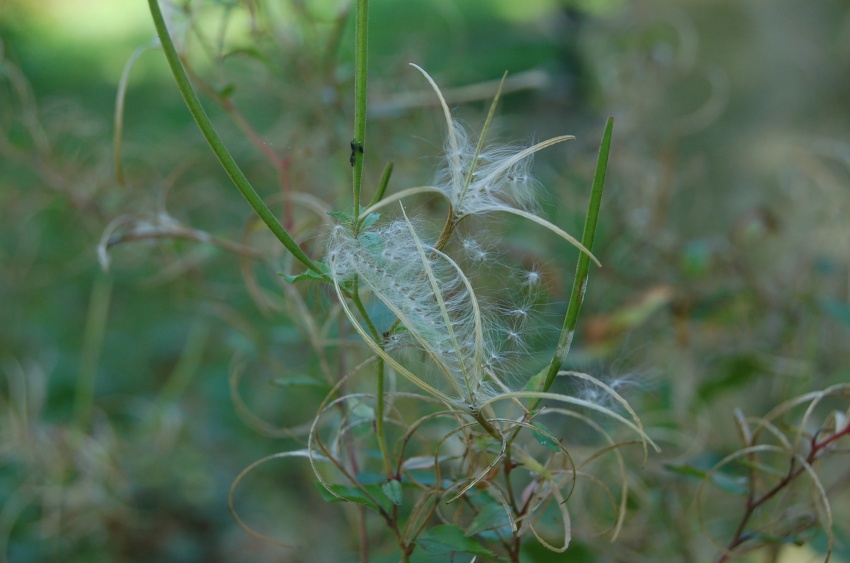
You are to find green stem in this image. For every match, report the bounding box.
[529,116,613,411]
[74,275,112,431]
[158,324,208,404]
[473,412,502,441]
[349,0,393,485]
[351,278,379,337]
[114,44,154,187]
[375,356,393,476]
[434,209,455,251]
[352,0,369,230]
[146,0,325,278]
[351,280,393,476]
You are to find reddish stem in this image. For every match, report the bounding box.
[718,424,849,562]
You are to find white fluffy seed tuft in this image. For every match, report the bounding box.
[327,219,499,407]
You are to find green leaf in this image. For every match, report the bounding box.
[268,374,329,390]
[221,47,271,67]
[328,210,354,224]
[416,525,498,559]
[664,464,748,495]
[216,83,235,99]
[280,262,330,284]
[314,482,386,511]
[710,472,749,496]
[698,355,763,401]
[664,463,709,479]
[524,364,548,393]
[146,0,326,278]
[361,212,381,230]
[523,539,597,563]
[380,479,403,506]
[531,422,561,452]
[356,471,385,485]
[530,117,612,411]
[466,503,511,537]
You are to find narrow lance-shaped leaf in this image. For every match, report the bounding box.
[410,63,462,196]
[532,116,613,409]
[146,0,326,278]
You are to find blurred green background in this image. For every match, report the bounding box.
[2,0,849,561]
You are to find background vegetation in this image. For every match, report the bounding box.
[1,0,849,561]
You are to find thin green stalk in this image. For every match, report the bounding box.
[434,210,456,251]
[529,116,613,412]
[349,0,393,487]
[158,324,208,403]
[374,356,393,476]
[142,324,208,436]
[114,44,155,186]
[351,279,394,477]
[352,0,369,230]
[74,275,112,431]
[351,278,379,338]
[473,411,502,441]
[146,0,325,278]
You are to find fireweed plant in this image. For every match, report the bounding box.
[127,0,663,561]
[99,2,850,562]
